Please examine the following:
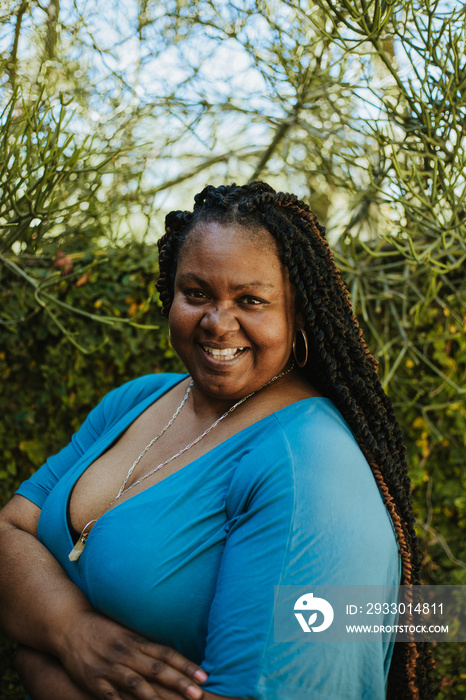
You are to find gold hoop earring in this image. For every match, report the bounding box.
[293,329,308,368]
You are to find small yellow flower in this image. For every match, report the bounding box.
[412,417,427,430]
[405,358,415,369]
[128,302,139,317]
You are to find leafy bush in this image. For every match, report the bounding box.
[340,246,466,699]
[0,241,184,500]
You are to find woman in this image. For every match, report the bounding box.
[0,181,432,699]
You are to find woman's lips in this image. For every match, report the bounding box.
[200,344,247,361]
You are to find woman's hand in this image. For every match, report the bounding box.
[16,645,244,700]
[58,610,207,700]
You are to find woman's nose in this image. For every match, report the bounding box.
[199,304,240,335]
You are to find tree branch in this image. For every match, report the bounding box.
[249,110,299,182]
[44,0,60,62]
[7,0,29,88]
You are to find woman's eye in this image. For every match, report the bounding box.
[185,289,207,299]
[241,296,265,306]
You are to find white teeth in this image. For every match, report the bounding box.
[201,345,244,360]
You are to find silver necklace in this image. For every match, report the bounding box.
[69,363,294,562]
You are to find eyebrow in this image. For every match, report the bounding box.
[176,273,276,291]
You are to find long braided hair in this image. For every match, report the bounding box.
[156,181,434,699]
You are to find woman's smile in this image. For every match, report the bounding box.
[200,343,247,361]
[168,221,298,404]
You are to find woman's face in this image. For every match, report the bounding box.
[169,221,299,403]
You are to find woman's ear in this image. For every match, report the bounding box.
[294,309,305,332]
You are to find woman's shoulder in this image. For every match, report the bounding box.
[113,371,186,397]
[99,372,187,421]
[274,396,357,446]
[235,396,374,495]
[275,398,376,482]
[230,397,354,482]
[252,396,357,454]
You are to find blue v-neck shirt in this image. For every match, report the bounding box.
[17,373,400,699]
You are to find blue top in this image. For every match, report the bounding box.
[17,373,400,699]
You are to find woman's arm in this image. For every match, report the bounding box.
[0,496,92,654]
[16,646,96,700]
[0,496,207,700]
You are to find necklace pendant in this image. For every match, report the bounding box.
[68,533,88,562]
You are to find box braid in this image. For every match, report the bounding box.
[157,181,434,700]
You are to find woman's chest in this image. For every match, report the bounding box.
[39,454,240,660]
[68,399,253,535]
[82,481,228,659]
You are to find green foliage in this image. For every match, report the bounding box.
[0,241,183,502]
[0,88,118,253]
[0,630,23,700]
[340,245,466,699]
[338,244,466,582]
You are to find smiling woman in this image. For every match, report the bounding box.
[0,182,433,700]
[169,221,298,405]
